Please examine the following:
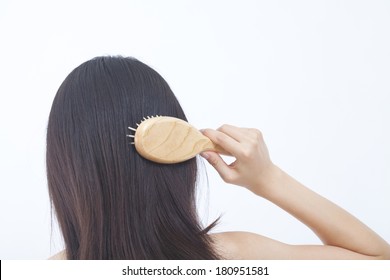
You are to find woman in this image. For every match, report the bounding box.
[48,56,390,259]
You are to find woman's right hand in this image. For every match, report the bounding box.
[201,125,278,195]
[203,125,390,260]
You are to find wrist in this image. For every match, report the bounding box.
[251,164,285,197]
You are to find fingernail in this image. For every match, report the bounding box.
[200,152,209,159]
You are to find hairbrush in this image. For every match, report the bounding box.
[127,116,227,164]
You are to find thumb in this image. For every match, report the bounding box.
[201,151,233,183]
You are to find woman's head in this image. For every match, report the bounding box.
[46,56,218,259]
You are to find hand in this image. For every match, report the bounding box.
[201,124,277,195]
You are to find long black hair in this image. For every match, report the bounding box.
[46,56,219,259]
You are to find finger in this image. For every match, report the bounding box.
[245,128,264,140]
[201,151,235,183]
[217,124,251,142]
[201,129,242,157]
[221,126,265,147]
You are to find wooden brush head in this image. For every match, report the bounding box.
[130,116,224,164]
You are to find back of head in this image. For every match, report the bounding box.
[46,56,218,259]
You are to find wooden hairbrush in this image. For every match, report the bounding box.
[127,116,227,164]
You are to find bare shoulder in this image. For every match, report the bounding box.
[48,250,66,260]
[210,231,288,259]
[209,231,380,260]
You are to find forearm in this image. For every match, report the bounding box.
[256,165,390,258]
[201,126,390,258]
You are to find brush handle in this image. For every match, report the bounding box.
[201,137,231,156]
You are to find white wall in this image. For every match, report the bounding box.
[0,0,389,259]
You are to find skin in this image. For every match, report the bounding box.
[202,125,390,259]
[49,125,390,260]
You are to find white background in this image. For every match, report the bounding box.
[0,0,389,259]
